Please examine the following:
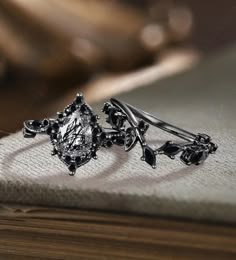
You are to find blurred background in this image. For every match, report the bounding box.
[0,0,236,137]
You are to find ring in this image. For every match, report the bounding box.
[23,93,218,175]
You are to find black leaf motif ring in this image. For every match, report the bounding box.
[23,93,218,175]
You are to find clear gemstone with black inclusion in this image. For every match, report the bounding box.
[55,108,93,169]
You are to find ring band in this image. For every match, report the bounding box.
[23,93,218,175]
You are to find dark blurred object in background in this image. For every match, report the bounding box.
[0,0,192,81]
[0,0,236,137]
[0,0,193,136]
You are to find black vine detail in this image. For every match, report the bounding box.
[157,134,218,166]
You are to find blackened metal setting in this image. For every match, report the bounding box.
[23,93,218,175]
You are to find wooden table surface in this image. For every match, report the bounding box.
[0,204,235,259]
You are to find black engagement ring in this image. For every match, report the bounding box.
[23,93,218,175]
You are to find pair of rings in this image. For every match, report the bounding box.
[23,93,217,175]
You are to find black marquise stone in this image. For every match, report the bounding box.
[144,146,156,167]
[163,144,180,155]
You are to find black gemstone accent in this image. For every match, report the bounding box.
[68,164,76,172]
[51,148,58,155]
[92,136,98,143]
[91,115,97,123]
[51,133,57,140]
[143,146,156,167]
[75,95,83,104]
[52,122,59,130]
[114,137,125,146]
[70,104,76,112]
[92,151,97,158]
[138,120,145,130]
[100,132,106,140]
[43,119,49,126]
[106,140,113,148]
[209,142,218,153]
[190,150,208,165]
[65,155,71,163]
[110,111,118,125]
[93,127,99,135]
[80,104,87,113]
[46,127,52,135]
[31,120,41,127]
[180,149,191,165]
[162,142,181,156]
[125,127,136,150]
[75,157,81,164]
[102,102,111,114]
[57,112,63,119]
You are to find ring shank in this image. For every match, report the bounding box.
[111,98,196,142]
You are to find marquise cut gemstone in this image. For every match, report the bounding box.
[55,110,93,163]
